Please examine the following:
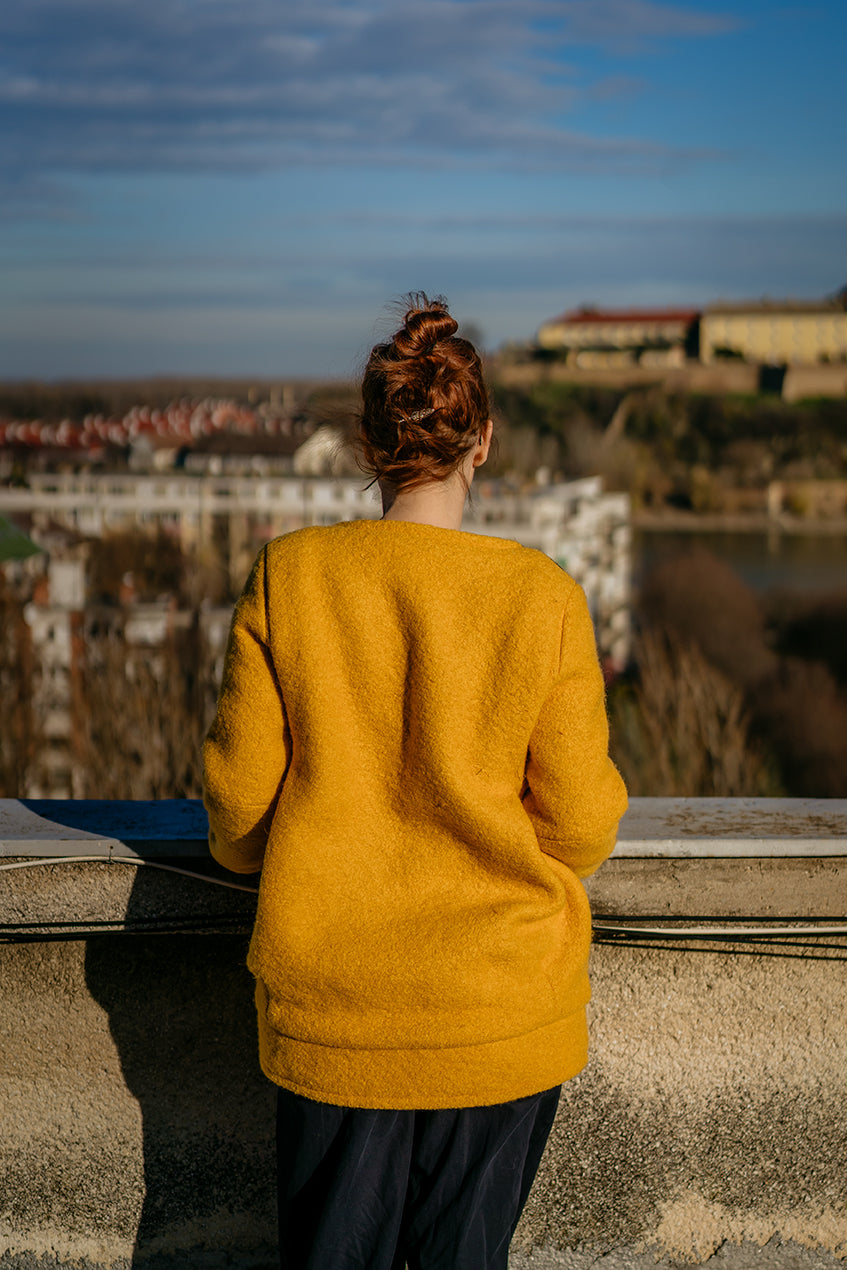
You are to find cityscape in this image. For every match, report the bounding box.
[2,293,846,803]
[2,0,846,1267]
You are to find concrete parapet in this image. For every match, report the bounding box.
[782,364,847,402]
[493,361,763,396]
[1,799,846,1269]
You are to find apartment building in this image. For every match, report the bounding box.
[2,473,631,795]
[3,471,629,660]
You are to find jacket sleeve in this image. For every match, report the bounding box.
[202,547,291,874]
[522,583,628,878]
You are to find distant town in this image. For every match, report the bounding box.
[2,291,846,802]
[2,290,846,459]
[536,292,847,370]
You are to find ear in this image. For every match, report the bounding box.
[473,419,494,468]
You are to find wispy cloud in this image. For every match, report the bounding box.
[7,211,842,309]
[554,0,738,48]
[4,206,840,378]
[1,0,737,190]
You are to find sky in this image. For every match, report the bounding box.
[1,0,845,380]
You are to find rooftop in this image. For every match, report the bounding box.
[542,307,700,326]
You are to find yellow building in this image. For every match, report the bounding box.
[701,301,847,365]
[536,306,698,367]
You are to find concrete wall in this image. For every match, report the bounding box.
[516,937,847,1269]
[1,799,846,1270]
[493,360,762,396]
[1,933,275,1270]
[495,358,847,401]
[782,364,847,402]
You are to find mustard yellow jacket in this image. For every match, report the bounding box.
[203,519,627,1109]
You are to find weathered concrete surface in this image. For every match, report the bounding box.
[0,936,277,1269]
[514,942,847,1267]
[586,856,847,918]
[1,799,846,1268]
[0,856,257,936]
[511,1241,846,1270]
[2,929,845,1267]
[3,854,846,939]
[0,799,210,859]
[4,855,846,940]
[4,797,847,862]
[616,797,847,856]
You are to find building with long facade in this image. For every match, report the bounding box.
[700,300,847,366]
[1,471,629,664]
[536,306,699,368]
[2,472,630,796]
[536,297,847,370]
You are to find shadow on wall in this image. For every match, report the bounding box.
[84,871,277,1269]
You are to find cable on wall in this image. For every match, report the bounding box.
[592,921,847,939]
[2,855,845,953]
[0,854,259,893]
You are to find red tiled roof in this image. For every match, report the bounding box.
[545,307,699,325]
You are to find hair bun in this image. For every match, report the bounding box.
[393,294,459,357]
[358,291,489,492]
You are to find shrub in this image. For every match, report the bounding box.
[608,630,779,797]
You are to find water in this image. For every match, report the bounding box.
[633,529,847,595]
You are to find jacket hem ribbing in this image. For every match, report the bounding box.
[255,981,590,1110]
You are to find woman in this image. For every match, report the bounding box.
[203,295,628,1270]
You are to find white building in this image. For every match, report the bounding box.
[2,471,630,664]
[470,476,630,671]
[4,472,630,794]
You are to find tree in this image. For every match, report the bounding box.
[80,616,218,799]
[0,582,38,796]
[608,629,778,797]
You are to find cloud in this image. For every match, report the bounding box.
[9,210,843,313]
[554,0,737,48]
[1,0,736,190]
[4,206,841,379]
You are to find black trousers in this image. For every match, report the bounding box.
[276,1084,561,1270]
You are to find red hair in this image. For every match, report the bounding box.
[358,293,490,491]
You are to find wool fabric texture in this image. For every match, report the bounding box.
[203,519,628,1110]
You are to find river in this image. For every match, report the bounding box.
[633,527,847,594]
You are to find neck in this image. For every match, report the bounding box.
[380,471,469,531]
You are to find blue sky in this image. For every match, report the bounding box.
[1,0,845,379]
